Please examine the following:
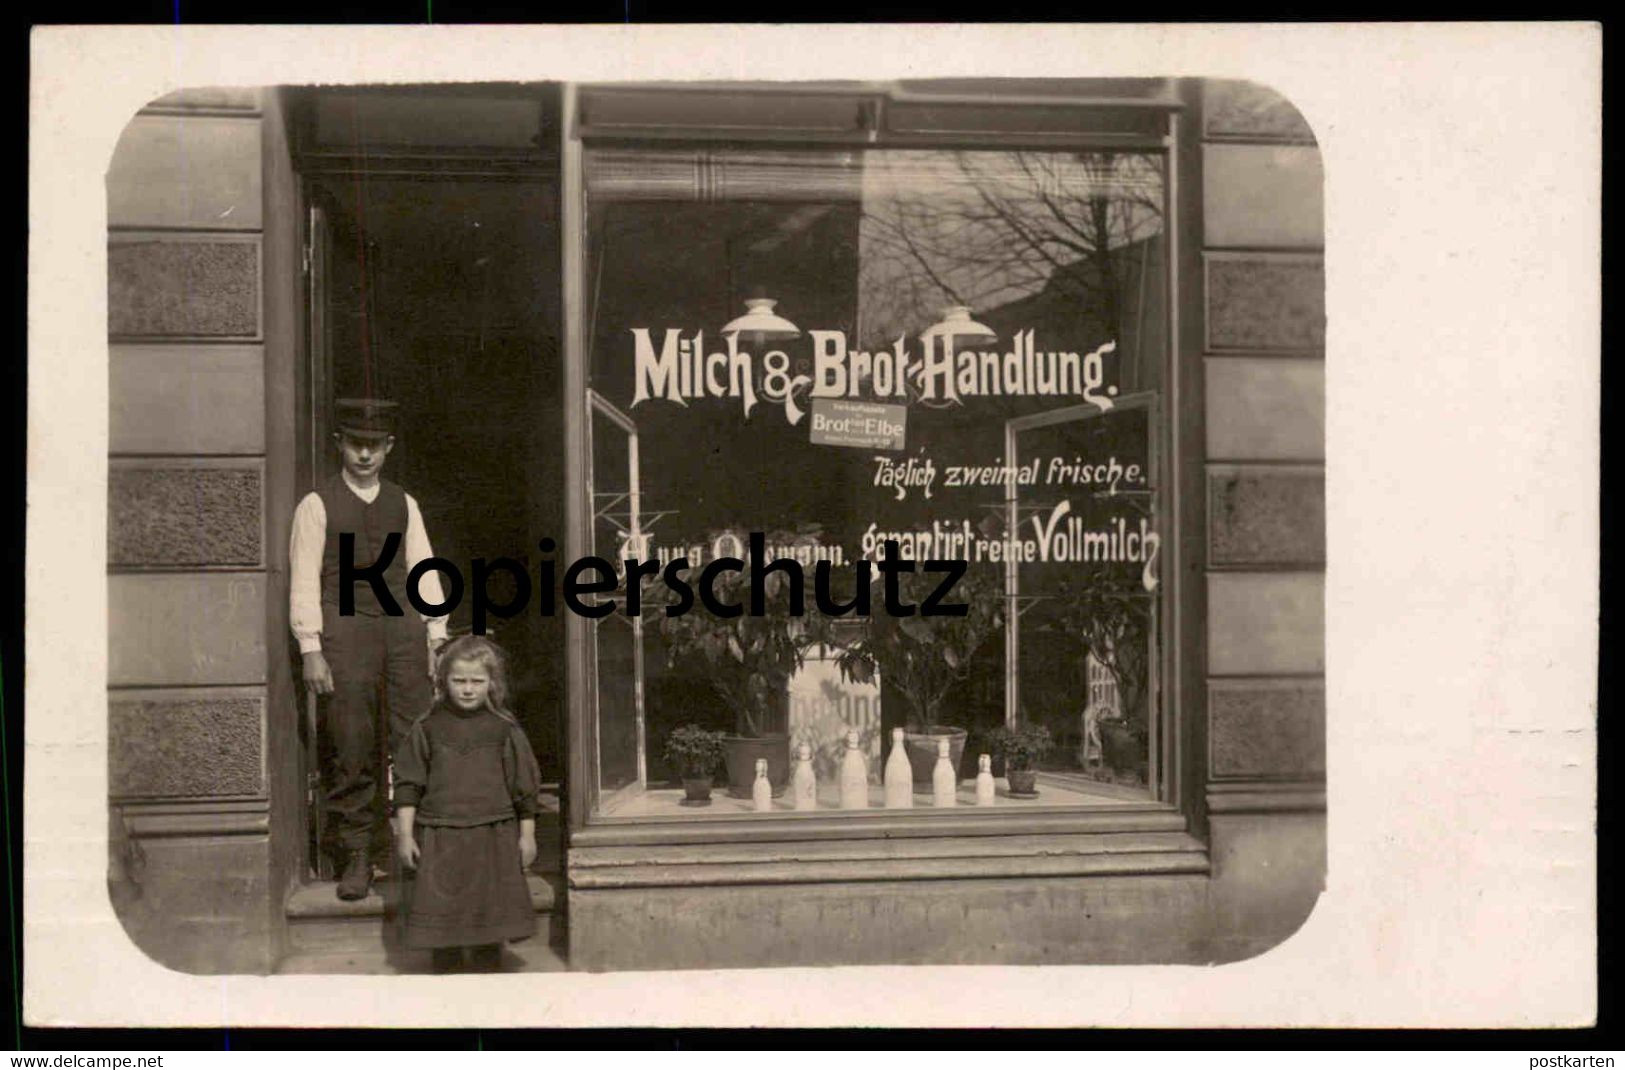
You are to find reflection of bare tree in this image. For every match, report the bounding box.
[857,151,1164,355]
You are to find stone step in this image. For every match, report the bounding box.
[284,796,566,973]
[282,872,568,973]
[288,871,562,925]
[277,917,569,975]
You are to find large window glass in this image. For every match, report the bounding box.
[582,144,1167,819]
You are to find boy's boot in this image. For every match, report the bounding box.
[430,948,463,973]
[469,944,504,972]
[337,848,373,900]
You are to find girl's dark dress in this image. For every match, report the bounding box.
[393,702,542,950]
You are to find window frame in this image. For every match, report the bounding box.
[561,80,1194,844]
[1003,389,1165,799]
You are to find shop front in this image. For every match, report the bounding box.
[105,76,1326,973]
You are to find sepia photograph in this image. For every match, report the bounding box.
[24,23,1598,1030]
[97,75,1327,976]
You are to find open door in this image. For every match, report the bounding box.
[302,199,334,880]
[1004,393,1162,798]
[301,163,566,869]
[585,389,648,814]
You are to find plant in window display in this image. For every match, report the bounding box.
[661,724,727,807]
[1052,566,1153,784]
[987,723,1054,798]
[834,563,1004,788]
[647,531,819,798]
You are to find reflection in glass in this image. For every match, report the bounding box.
[588,394,644,807]
[858,151,1165,393]
[582,145,1167,816]
[1007,401,1159,794]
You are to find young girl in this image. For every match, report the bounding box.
[393,635,541,972]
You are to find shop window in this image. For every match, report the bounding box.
[580,141,1169,821]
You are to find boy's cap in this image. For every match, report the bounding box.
[335,398,398,440]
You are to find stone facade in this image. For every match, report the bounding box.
[1203,79,1318,142]
[105,90,282,974]
[108,239,260,338]
[1200,78,1327,956]
[1206,255,1325,351]
[1208,681,1327,779]
[109,692,266,798]
[108,462,264,567]
[1209,466,1326,567]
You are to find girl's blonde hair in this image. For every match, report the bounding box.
[434,634,514,717]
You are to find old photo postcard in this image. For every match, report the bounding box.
[24,22,1599,1028]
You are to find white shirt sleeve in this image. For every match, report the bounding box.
[289,492,327,654]
[404,493,450,642]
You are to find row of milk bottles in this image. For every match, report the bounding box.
[752,727,999,811]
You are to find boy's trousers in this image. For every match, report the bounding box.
[321,606,432,852]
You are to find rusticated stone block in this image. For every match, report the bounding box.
[108,239,258,338]
[1209,680,1325,779]
[109,462,262,566]
[1207,255,1325,351]
[109,691,265,797]
[1204,80,1316,142]
[1209,467,1325,566]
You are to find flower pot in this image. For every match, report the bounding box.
[680,776,713,806]
[904,726,967,788]
[723,735,790,798]
[1006,768,1039,797]
[1101,722,1140,773]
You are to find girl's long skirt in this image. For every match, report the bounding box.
[402,819,535,949]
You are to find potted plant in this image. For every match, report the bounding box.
[988,723,1053,797]
[1054,566,1153,783]
[661,724,727,806]
[649,530,819,798]
[834,564,1003,787]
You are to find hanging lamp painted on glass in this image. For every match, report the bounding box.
[922,305,998,348]
[910,306,997,409]
[722,289,802,344]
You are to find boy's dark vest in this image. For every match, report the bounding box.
[317,474,413,616]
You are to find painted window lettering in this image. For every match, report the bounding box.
[337,531,967,625]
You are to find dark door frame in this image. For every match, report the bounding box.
[285,84,565,879]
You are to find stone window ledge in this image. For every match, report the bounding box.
[568,813,1209,889]
[1205,779,1326,814]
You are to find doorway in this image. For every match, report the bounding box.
[296,88,565,878]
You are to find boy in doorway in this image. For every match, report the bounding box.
[290,398,450,900]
